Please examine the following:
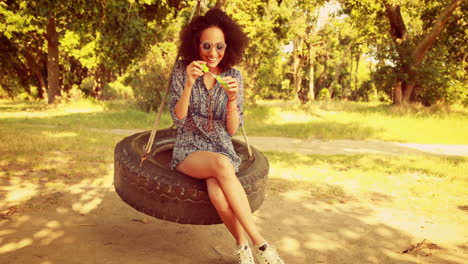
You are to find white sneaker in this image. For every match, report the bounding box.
[235,244,256,264]
[254,242,285,264]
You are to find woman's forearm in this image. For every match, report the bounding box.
[226,100,239,135]
[174,81,194,120]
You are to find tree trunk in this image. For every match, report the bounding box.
[403,69,417,102]
[463,53,466,79]
[393,80,403,105]
[354,50,360,95]
[385,0,461,105]
[23,50,46,99]
[37,74,46,99]
[298,42,314,104]
[292,38,304,102]
[46,15,60,103]
[93,64,112,99]
[309,46,316,101]
[329,44,350,98]
[316,52,328,90]
[93,64,105,99]
[385,4,407,43]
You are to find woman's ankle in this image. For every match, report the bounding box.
[253,240,267,249]
[236,239,249,248]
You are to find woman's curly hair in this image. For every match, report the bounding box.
[179,8,249,70]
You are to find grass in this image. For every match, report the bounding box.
[244,100,468,144]
[1,99,467,144]
[265,151,468,219]
[0,125,117,181]
[0,99,172,130]
[0,98,467,221]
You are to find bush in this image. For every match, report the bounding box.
[64,85,86,101]
[463,96,468,107]
[0,88,9,99]
[125,42,177,112]
[318,88,331,101]
[255,52,290,100]
[332,83,343,99]
[350,80,378,102]
[101,79,134,100]
[79,77,94,96]
[372,59,465,106]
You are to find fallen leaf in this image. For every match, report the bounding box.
[132,218,151,224]
[0,206,18,219]
[402,239,440,255]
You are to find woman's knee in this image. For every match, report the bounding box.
[212,154,235,178]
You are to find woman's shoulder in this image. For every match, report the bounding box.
[174,60,189,69]
[171,60,189,78]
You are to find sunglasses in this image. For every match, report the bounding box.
[200,41,227,53]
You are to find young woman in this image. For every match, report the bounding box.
[168,8,285,264]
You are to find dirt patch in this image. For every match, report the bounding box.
[1,128,467,263]
[1,172,467,264]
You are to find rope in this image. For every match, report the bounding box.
[141,0,255,165]
[141,0,202,166]
[241,126,254,161]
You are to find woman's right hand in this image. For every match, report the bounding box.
[186,61,206,86]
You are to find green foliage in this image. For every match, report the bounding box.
[49,85,87,104]
[79,77,94,96]
[255,53,290,99]
[463,97,468,107]
[415,62,467,106]
[226,0,292,101]
[60,30,98,70]
[350,80,378,102]
[331,82,342,98]
[0,0,177,102]
[64,85,86,101]
[340,0,466,105]
[102,80,134,101]
[317,88,330,101]
[1,0,465,108]
[125,42,177,112]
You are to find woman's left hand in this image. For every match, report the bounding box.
[222,76,238,102]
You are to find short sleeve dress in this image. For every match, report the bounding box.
[168,60,245,172]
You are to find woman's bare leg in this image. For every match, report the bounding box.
[176,151,265,246]
[206,178,248,246]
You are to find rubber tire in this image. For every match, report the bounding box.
[114,128,269,225]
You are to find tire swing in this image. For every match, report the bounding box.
[113,2,269,225]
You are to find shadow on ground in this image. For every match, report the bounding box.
[1,172,466,264]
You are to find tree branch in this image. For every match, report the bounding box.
[412,0,462,65]
[214,0,226,10]
[385,4,407,44]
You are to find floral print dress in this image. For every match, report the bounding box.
[168,60,244,172]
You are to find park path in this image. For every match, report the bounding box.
[90,128,468,157]
[233,136,468,157]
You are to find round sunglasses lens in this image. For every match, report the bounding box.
[216,43,226,52]
[202,42,212,51]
